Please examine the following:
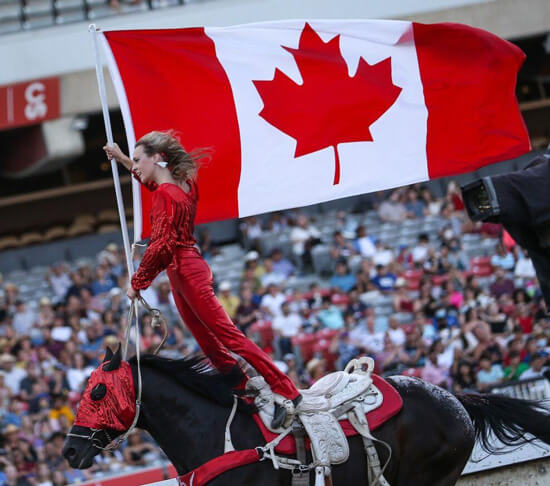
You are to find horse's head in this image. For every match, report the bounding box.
[62,345,136,468]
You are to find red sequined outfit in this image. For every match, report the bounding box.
[130,172,299,400]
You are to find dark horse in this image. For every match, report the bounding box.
[63,348,550,485]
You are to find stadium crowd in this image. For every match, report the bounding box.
[0,180,547,484]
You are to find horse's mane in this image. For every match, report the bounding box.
[128,354,254,412]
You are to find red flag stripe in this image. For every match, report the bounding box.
[104,28,242,239]
[413,22,530,179]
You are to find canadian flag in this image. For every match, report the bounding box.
[99,20,530,241]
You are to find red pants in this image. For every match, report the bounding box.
[166,248,299,401]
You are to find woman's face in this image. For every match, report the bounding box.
[132,145,157,183]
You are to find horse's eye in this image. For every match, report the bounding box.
[91,383,107,401]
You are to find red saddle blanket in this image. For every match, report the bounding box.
[253,374,402,455]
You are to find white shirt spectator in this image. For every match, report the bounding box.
[356,236,376,259]
[520,366,549,381]
[13,306,36,336]
[272,312,302,338]
[67,366,94,392]
[515,256,536,279]
[412,244,430,263]
[387,327,406,347]
[49,272,72,300]
[290,225,321,256]
[350,325,385,354]
[373,247,394,267]
[261,292,286,318]
[4,366,27,395]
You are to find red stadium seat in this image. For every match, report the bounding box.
[249,320,274,351]
[402,269,423,290]
[432,274,449,286]
[313,338,338,370]
[292,333,318,363]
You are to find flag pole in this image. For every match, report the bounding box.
[88,24,134,278]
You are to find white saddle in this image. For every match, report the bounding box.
[248,357,383,467]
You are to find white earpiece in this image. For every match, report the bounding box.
[155,161,168,168]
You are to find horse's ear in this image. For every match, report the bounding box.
[103,343,122,372]
[102,347,114,363]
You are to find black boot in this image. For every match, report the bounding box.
[271,394,303,429]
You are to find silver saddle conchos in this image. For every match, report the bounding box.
[247,357,383,467]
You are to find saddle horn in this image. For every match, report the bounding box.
[103,343,122,372]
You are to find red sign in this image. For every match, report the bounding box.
[0,77,60,130]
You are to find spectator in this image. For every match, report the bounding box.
[90,266,116,296]
[411,234,431,264]
[386,316,406,347]
[503,350,529,381]
[317,296,344,330]
[329,231,355,262]
[47,264,72,303]
[270,249,295,279]
[349,315,384,355]
[489,268,515,299]
[240,216,264,251]
[12,301,36,337]
[421,347,449,388]
[290,215,321,272]
[261,258,286,288]
[491,242,515,271]
[260,284,286,319]
[520,351,550,380]
[272,302,303,358]
[354,226,376,259]
[371,265,397,293]
[476,354,504,391]
[122,430,159,467]
[306,358,326,385]
[217,281,240,320]
[243,251,265,280]
[514,250,536,279]
[405,189,426,219]
[372,241,394,267]
[329,261,356,293]
[0,354,26,396]
[66,352,93,392]
[378,191,407,223]
[422,188,442,217]
[235,288,259,334]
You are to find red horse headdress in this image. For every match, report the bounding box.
[74,346,136,431]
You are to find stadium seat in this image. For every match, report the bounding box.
[0,236,20,251]
[97,223,119,234]
[66,222,93,237]
[432,274,449,286]
[248,320,274,351]
[313,338,337,370]
[43,226,68,241]
[98,209,120,224]
[19,232,44,246]
[316,328,339,341]
[292,333,317,364]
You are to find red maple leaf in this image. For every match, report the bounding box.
[253,23,402,185]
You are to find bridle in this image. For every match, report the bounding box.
[65,428,117,451]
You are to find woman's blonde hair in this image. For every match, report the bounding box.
[135,130,209,182]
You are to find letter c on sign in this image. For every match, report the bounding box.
[24,82,47,120]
